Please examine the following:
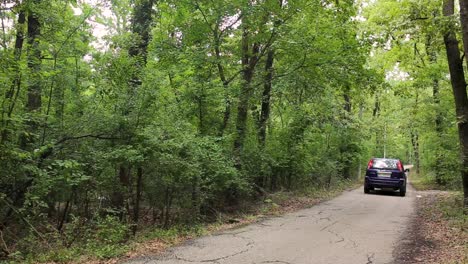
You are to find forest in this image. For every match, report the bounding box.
[0,0,467,262]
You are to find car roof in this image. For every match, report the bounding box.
[373,158,399,161]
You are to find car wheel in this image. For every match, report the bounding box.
[399,185,406,197]
[364,185,370,194]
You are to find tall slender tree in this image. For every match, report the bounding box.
[443,0,468,208]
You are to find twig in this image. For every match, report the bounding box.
[0,198,50,248]
[0,230,9,256]
[56,134,121,145]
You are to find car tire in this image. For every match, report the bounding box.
[399,185,406,197]
[364,185,370,194]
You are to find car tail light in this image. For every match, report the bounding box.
[397,161,403,171]
[367,159,373,169]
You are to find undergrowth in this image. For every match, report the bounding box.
[4,179,359,264]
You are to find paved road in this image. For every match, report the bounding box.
[125,185,416,264]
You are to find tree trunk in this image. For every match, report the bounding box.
[233,25,259,166]
[425,36,444,184]
[258,49,274,146]
[341,85,352,179]
[433,78,444,184]
[132,167,143,235]
[459,0,468,67]
[372,94,380,118]
[163,187,173,228]
[26,4,42,114]
[372,94,382,156]
[198,85,205,135]
[443,0,468,209]
[57,191,73,232]
[112,165,129,218]
[191,176,199,221]
[119,0,155,225]
[1,2,42,230]
[258,1,283,145]
[411,131,420,175]
[343,86,351,115]
[20,1,42,150]
[128,0,154,61]
[1,10,25,144]
[213,32,232,136]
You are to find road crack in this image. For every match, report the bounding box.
[327,229,345,243]
[174,246,251,263]
[260,261,293,264]
[348,238,358,249]
[366,253,375,264]
[320,220,338,231]
[173,232,254,263]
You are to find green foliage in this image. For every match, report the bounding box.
[85,216,130,259]
[362,0,461,188]
[0,0,464,262]
[8,215,130,263]
[143,224,206,243]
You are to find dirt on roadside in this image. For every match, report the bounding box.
[393,190,468,264]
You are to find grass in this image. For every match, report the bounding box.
[409,171,460,191]
[411,177,441,191]
[433,192,467,232]
[408,162,467,192]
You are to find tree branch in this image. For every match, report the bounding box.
[56,134,121,145]
[194,1,215,34]
[225,70,242,85]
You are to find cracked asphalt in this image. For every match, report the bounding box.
[124,186,415,264]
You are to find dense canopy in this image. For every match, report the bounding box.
[0,0,467,261]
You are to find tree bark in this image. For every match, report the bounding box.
[444,0,468,209]
[1,1,42,230]
[132,167,143,235]
[372,94,380,118]
[258,1,283,146]
[163,187,173,228]
[191,176,199,221]
[57,191,73,232]
[213,31,232,136]
[1,10,25,144]
[26,3,42,114]
[459,0,468,67]
[341,85,352,179]
[410,90,421,174]
[18,1,42,150]
[258,49,274,146]
[129,0,155,62]
[426,37,444,184]
[343,86,352,114]
[121,0,155,229]
[411,131,420,175]
[433,77,444,183]
[112,165,129,218]
[233,25,259,166]
[372,94,382,156]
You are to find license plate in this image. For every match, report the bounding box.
[378,172,391,178]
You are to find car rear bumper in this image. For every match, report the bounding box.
[365,176,405,189]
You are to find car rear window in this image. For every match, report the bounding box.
[372,159,399,170]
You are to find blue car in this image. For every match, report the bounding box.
[364,158,408,197]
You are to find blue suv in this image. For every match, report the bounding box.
[364,158,408,197]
